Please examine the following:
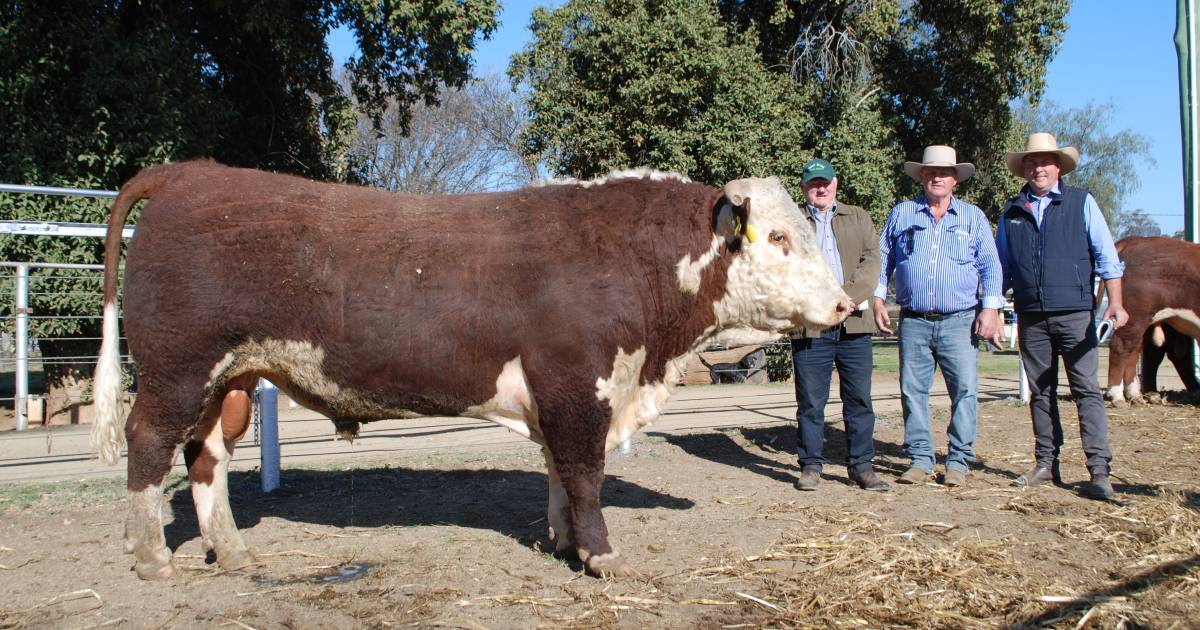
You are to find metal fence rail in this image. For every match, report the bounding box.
[0,262,134,430]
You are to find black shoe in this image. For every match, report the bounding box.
[1083,473,1114,500]
[849,468,891,492]
[1014,463,1061,487]
[793,467,821,491]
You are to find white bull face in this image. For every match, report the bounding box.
[713,176,853,333]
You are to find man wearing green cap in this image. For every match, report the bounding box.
[789,158,888,492]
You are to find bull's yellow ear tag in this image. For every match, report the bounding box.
[744,224,759,243]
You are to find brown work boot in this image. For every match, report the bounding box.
[1014,463,1061,487]
[942,469,967,487]
[897,466,929,484]
[793,466,821,491]
[849,468,891,492]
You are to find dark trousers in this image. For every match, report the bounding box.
[1017,310,1112,475]
[790,329,876,474]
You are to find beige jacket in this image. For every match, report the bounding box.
[793,202,881,338]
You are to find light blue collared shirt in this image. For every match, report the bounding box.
[994,184,1125,284]
[809,204,844,286]
[875,196,1004,313]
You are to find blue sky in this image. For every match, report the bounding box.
[1041,2,1183,235]
[331,2,1184,234]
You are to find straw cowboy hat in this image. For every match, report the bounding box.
[1005,132,1080,178]
[902,145,975,182]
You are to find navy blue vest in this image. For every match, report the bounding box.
[1000,185,1095,312]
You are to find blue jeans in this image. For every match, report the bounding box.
[791,328,877,474]
[898,310,978,474]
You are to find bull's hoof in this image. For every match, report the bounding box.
[1144,392,1163,405]
[583,551,636,578]
[1110,399,1130,409]
[133,554,176,580]
[1129,396,1148,407]
[548,526,574,554]
[216,548,257,572]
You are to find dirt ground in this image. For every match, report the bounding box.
[1,394,1199,629]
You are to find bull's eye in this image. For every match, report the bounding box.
[769,230,791,256]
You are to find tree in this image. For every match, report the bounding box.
[349,73,540,194]
[719,0,1070,212]
[0,0,498,397]
[510,0,898,223]
[515,0,1070,223]
[1113,209,1161,239]
[1014,100,1156,227]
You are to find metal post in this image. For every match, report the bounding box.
[1011,310,1030,403]
[1019,356,1030,403]
[257,379,280,492]
[14,263,29,431]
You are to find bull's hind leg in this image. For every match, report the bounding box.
[540,405,634,578]
[123,399,182,580]
[183,382,255,572]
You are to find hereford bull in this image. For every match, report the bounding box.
[1103,236,1200,405]
[91,160,853,580]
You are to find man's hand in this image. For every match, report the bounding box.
[1102,278,1130,330]
[975,308,1006,349]
[872,298,894,335]
[1103,304,1130,330]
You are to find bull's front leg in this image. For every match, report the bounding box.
[1106,329,1145,408]
[540,407,634,578]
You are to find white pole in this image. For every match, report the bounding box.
[257,379,280,492]
[14,263,29,431]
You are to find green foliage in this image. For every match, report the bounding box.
[808,95,898,227]
[511,0,808,189]
[515,0,1068,223]
[0,0,498,382]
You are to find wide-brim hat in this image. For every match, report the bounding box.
[1005,132,1079,178]
[902,145,975,182]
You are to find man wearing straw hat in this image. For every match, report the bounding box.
[995,132,1128,500]
[872,145,1004,488]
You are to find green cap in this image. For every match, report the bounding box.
[801,158,836,184]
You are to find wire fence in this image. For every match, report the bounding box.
[0,262,139,429]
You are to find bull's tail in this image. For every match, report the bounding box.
[91,167,165,465]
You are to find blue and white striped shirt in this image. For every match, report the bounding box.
[874,196,1004,313]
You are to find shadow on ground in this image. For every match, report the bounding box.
[163,466,694,570]
[651,423,1031,487]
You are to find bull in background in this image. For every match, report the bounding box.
[91,161,853,580]
[1103,236,1200,405]
[1139,323,1200,401]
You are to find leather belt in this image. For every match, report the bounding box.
[900,308,970,321]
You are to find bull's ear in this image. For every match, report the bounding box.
[713,196,751,253]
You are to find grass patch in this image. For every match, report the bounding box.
[871,343,1023,376]
[0,475,131,512]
